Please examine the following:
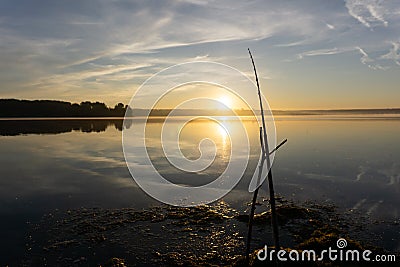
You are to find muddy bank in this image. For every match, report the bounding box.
[23,200,398,266]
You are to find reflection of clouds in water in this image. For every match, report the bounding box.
[378,163,400,187]
[70,155,126,168]
[1,118,399,213]
[355,166,366,181]
[0,128,135,202]
[274,164,400,219]
[351,198,367,210]
[355,163,400,189]
[351,164,399,217]
[351,198,387,217]
[367,200,384,216]
[303,172,337,181]
[73,167,136,189]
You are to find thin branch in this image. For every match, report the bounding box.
[246,127,264,265]
[246,49,281,265]
[268,139,287,156]
[246,134,287,264]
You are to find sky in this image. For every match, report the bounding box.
[0,0,399,109]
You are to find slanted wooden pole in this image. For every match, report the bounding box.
[246,48,281,264]
[246,127,265,264]
[245,138,286,265]
[267,169,280,250]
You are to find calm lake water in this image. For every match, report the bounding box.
[0,116,399,264]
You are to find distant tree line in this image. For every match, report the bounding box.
[0,99,131,117]
[2,99,399,118]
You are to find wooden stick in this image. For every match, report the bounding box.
[246,48,281,265]
[268,139,287,156]
[246,127,265,265]
[245,137,287,265]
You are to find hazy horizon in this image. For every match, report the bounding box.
[2,98,400,114]
[2,98,400,111]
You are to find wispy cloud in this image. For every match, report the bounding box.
[274,40,307,48]
[345,0,389,28]
[380,42,400,65]
[0,0,399,107]
[357,47,374,64]
[356,46,389,70]
[326,23,335,30]
[32,64,152,86]
[296,48,346,59]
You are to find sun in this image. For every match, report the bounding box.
[218,96,232,108]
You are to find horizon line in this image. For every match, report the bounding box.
[1,98,399,112]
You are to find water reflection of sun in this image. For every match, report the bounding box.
[217,124,227,137]
[217,124,229,158]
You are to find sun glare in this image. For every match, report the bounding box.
[218,96,232,108]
